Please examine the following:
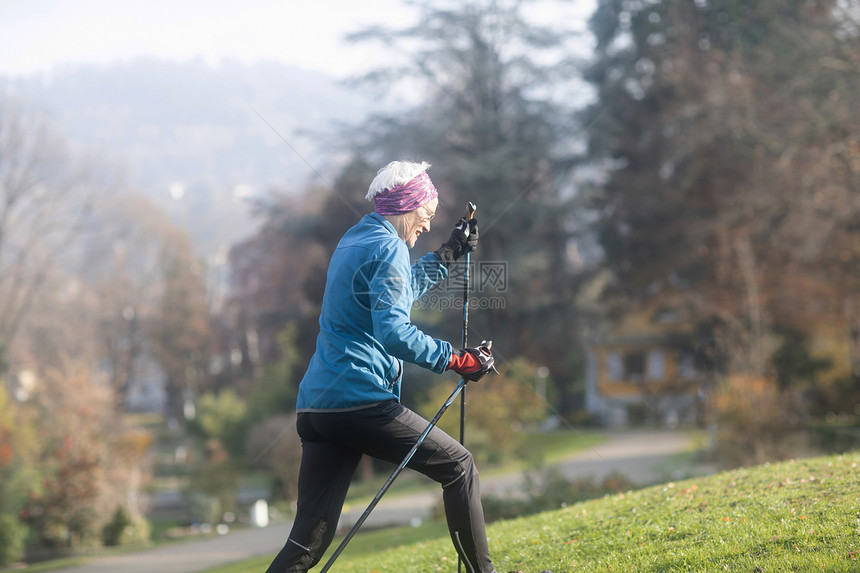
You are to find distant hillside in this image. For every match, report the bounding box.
[1,58,377,257]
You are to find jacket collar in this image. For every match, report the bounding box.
[367,211,398,236]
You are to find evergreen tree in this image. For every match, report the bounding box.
[340,0,588,410]
[582,0,860,375]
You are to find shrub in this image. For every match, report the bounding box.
[0,514,26,566]
[712,374,807,468]
[102,505,132,546]
[187,440,240,517]
[101,506,150,547]
[418,358,549,466]
[470,467,634,523]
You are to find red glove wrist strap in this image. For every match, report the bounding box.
[448,351,480,373]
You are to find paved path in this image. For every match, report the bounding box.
[50,430,699,573]
[49,524,294,573]
[338,429,699,530]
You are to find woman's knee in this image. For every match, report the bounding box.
[440,446,480,488]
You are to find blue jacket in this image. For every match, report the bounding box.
[296,212,453,411]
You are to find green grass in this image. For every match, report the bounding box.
[204,450,860,572]
[203,522,452,573]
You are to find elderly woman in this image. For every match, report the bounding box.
[265,160,499,573]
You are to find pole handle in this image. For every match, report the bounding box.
[464,201,477,221]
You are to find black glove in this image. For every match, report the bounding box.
[447,340,498,382]
[435,217,479,268]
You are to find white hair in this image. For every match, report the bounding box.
[365,160,431,201]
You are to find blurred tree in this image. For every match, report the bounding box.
[187,438,240,519]
[21,434,104,547]
[226,168,382,483]
[0,385,39,518]
[244,414,302,503]
[19,363,119,548]
[147,222,213,423]
[101,505,132,547]
[771,327,832,391]
[0,513,26,567]
[83,195,213,417]
[581,0,860,378]
[80,196,163,403]
[224,159,376,406]
[225,189,332,386]
[0,391,11,478]
[0,101,162,553]
[0,99,113,367]
[0,385,37,565]
[243,324,301,424]
[0,101,211,421]
[193,389,247,456]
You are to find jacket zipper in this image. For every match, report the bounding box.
[387,361,402,391]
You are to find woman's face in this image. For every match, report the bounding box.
[401,198,438,248]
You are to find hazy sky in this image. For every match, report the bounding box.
[0,0,420,77]
[1,0,594,78]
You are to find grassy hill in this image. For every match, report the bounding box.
[207,450,859,572]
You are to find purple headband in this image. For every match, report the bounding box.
[374,171,438,216]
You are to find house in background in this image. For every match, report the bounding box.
[585,296,707,428]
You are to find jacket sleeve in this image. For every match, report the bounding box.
[410,251,448,300]
[369,242,452,373]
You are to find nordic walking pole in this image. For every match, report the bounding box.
[458,201,475,573]
[319,377,470,573]
[459,202,477,444]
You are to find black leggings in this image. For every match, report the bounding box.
[265,399,495,573]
